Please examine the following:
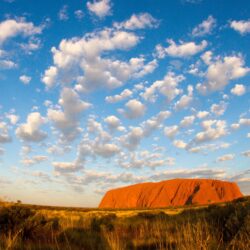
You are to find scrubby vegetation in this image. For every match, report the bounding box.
[0,205,59,249]
[0,197,249,249]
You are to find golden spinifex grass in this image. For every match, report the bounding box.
[0,197,249,250]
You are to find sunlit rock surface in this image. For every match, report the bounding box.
[99,179,243,208]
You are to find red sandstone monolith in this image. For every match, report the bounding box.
[99,179,243,208]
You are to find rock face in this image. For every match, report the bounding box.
[99,179,243,208]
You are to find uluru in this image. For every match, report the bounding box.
[99,179,243,208]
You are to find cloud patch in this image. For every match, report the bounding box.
[114,13,159,30]
[197,54,249,94]
[16,112,47,142]
[0,18,42,44]
[87,0,112,18]
[47,87,91,143]
[230,20,250,35]
[155,39,207,58]
[192,16,216,37]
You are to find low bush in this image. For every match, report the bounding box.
[91,214,117,232]
[0,205,60,249]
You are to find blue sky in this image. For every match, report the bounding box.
[0,0,249,207]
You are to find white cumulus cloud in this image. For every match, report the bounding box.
[122,99,146,119]
[194,120,227,144]
[192,16,216,37]
[19,75,31,84]
[42,28,155,92]
[104,115,121,131]
[155,39,207,58]
[105,89,133,103]
[0,18,42,44]
[216,154,235,162]
[142,71,185,102]
[210,101,227,116]
[0,122,12,143]
[16,112,47,142]
[230,20,250,35]
[87,0,112,18]
[47,87,91,142]
[114,13,159,30]
[173,139,187,149]
[242,150,250,157]
[197,54,249,94]
[231,84,246,96]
